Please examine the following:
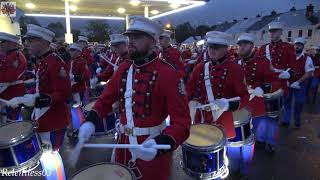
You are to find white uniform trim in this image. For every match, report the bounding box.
[265,44,271,61]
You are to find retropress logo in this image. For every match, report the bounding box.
[0,168,52,177]
[1,1,16,17]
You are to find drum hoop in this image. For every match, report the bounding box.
[263,89,284,98]
[227,134,255,147]
[0,121,35,147]
[68,162,136,180]
[0,149,42,173]
[233,117,252,126]
[183,124,227,151]
[183,163,228,179]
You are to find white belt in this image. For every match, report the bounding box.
[117,121,166,136]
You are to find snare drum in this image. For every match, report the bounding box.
[263,89,284,118]
[228,108,254,147]
[0,121,42,173]
[69,162,136,180]
[84,101,117,135]
[181,124,229,180]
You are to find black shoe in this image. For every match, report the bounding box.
[279,122,289,127]
[255,141,266,149]
[265,144,275,154]
[240,175,249,180]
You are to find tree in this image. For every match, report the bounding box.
[195,25,211,38]
[19,16,40,35]
[85,20,110,42]
[72,29,81,42]
[175,22,195,43]
[47,22,65,38]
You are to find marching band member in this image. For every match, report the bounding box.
[67,43,91,105]
[22,24,71,151]
[236,33,282,175]
[283,38,314,128]
[259,22,296,98]
[159,30,185,77]
[78,35,94,66]
[77,16,190,180]
[187,31,249,138]
[0,32,26,122]
[310,45,320,104]
[97,34,129,82]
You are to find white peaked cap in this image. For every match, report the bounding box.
[124,16,163,41]
[237,33,256,44]
[268,21,283,31]
[294,37,306,45]
[0,32,21,44]
[25,24,55,43]
[69,43,83,51]
[109,34,128,44]
[78,36,89,43]
[160,30,173,38]
[206,31,234,46]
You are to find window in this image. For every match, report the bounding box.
[288,31,292,37]
[308,29,312,37]
[298,30,303,37]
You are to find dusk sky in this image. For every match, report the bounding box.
[21,0,320,32]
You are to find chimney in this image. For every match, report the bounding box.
[290,6,296,12]
[306,4,314,18]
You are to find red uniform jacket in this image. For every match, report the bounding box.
[290,54,311,84]
[66,56,91,93]
[36,52,71,132]
[161,45,185,77]
[93,57,190,180]
[181,49,192,60]
[311,54,320,77]
[0,49,27,100]
[259,41,296,94]
[187,54,249,138]
[98,53,129,82]
[80,47,94,66]
[99,51,115,69]
[237,51,281,117]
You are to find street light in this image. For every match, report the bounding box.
[165,23,172,29]
[117,8,126,14]
[25,3,36,9]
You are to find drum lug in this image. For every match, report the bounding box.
[128,161,142,179]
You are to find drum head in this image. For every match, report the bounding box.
[232,108,251,125]
[70,162,135,180]
[84,101,96,112]
[0,121,34,146]
[185,124,224,147]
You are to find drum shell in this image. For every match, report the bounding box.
[181,125,227,179]
[0,122,42,173]
[263,89,284,118]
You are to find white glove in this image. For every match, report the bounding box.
[96,67,102,74]
[248,87,264,101]
[278,70,290,79]
[70,74,75,81]
[290,81,301,89]
[7,97,21,108]
[78,122,95,142]
[20,94,37,107]
[215,98,229,111]
[131,139,157,161]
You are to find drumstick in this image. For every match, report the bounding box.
[98,54,118,68]
[83,143,171,150]
[0,98,8,105]
[195,97,241,109]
